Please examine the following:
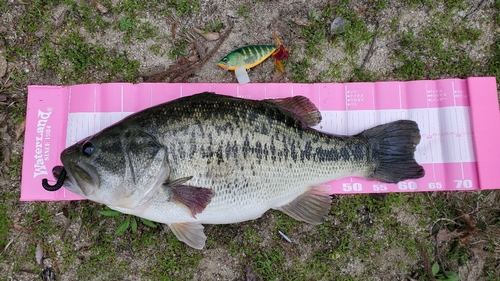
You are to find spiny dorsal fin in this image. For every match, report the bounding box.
[265,96,322,127]
[276,185,332,225]
[166,177,214,218]
[168,222,206,249]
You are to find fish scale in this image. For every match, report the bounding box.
[58,92,424,249]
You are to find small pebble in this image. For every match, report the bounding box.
[330,17,350,35]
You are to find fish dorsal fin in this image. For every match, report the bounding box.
[168,222,206,249]
[166,178,215,217]
[265,96,322,127]
[276,185,332,225]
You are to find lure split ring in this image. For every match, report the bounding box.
[42,167,67,191]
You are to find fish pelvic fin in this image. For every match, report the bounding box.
[168,222,206,249]
[360,120,425,183]
[166,177,215,218]
[276,185,332,225]
[265,96,322,127]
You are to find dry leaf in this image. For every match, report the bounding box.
[272,71,286,83]
[192,40,206,59]
[13,223,30,233]
[36,243,44,267]
[293,18,312,26]
[51,6,68,28]
[245,264,263,281]
[470,246,488,257]
[187,54,199,62]
[0,52,7,78]
[461,213,477,229]
[431,214,479,245]
[193,27,220,41]
[435,228,462,243]
[15,118,26,140]
[92,1,108,14]
[2,145,10,165]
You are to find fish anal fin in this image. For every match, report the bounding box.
[276,185,332,225]
[168,222,206,249]
[265,96,322,127]
[169,184,214,217]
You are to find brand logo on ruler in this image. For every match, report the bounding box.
[33,107,53,178]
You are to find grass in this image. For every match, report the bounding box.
[1,0,499,280]
[391,11,483,80]
[204,19,224,33]
[167,38,190,60]
[0,199,12,259]
[6,153,22,180]
[237,5,251,20]
[10,102,26,124]
[39,32,140,83]
[292,0,489,82]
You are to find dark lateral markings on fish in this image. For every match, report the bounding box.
[48,92,425,249]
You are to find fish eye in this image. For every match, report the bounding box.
[82,142,94,156]
[222,58,228,62]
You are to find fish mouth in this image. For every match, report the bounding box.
[52,165,65,179]
[217,63,233,71]
[51,165,77,194]
[54,162,99,197]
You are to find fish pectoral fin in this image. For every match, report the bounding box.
[168,222,206,249]
[265,96,322,127]
[167,182,215,218]
[276,185,332,225]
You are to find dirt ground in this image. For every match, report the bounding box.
[1,0,500,280]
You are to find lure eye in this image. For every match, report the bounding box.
[222,58,228,62]
[82,142,94,156]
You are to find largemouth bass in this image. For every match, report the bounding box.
[55,93,424,249]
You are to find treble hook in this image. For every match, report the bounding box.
[42,167,67,191]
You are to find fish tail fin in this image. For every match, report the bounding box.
[359,120,425,183]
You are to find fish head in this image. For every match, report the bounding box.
[59,125,169,210]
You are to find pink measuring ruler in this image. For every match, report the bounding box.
[20,77,500,201]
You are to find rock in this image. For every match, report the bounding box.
[330,17,350,35]
[51,5,69,28]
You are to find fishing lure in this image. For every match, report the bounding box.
[42,167,66,191]
[218,33,289,72]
